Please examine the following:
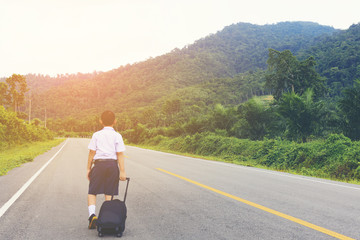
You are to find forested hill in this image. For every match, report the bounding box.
[187,21,336,73]
[29,21,336,119]
[299,23,360,96]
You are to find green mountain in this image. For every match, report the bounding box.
[299,23,360,96]
[28,21,336,120]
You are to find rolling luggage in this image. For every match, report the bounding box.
[97,177,130,238]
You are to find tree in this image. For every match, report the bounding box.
[140,107,160,128]
[295,56,327,98]
[266,49,298,100]
[277,89,325,142]
[209,104,238,133]
[5,74,28,112]
[31,118,42,126]
[265,49,326,100]
[0,82,8,106]
[162,99,182,126]
[231,97,273,140]
[300,23,360,94]
[338,80,360,140]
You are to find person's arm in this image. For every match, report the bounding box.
[116,152,126,181]
[87,150,96,180]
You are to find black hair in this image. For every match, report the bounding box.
[101,110,115,126]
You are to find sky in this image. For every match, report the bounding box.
[1,0,360,77]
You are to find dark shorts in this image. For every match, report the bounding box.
[88,160,119,195]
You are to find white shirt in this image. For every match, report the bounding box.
[88,127,126,160]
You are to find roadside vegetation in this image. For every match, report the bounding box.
[0,75,62,175]
[132,133,360,184]
[0,139,64,176]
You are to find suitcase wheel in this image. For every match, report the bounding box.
[98,232,104,237]
[115,227,122,237]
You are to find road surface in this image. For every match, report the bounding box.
[0,138,359,239]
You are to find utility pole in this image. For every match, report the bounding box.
[44,107,47,128]
[28,92,32,124]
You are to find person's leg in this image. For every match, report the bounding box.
[88,163,104,217]
[88,194,96,205]
[87,194,97,229]
[88,163,101,229]
[88,194,96,214]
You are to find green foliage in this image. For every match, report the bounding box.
[265,49,298,99]
[140,132,360,182]
[0,139,64,175]
[162,99,182,126]
[183,117,209,135]
[0,82,8,105]
[122,123,149,144]
[300,24,360,95]
[208,104,238,133]
[265,49,326,100]
[276,89,325,142]
[231,97,274,140]
[338,80,360,140]
[5,74,28,112]
[0,106,54,149]
[192,22,335,74]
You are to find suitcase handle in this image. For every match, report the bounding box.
[123,177,130,202]
[111,177,130,202]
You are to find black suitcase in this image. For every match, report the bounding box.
[97,177,130,238]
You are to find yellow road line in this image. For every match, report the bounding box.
[156,168,354,240]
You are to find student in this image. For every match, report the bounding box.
[87,110,126,229]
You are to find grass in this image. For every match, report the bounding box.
[0,139,65,176]
[259,95,274,102]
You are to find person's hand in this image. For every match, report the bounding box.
[120,170,126,181]
[87,169,91,181]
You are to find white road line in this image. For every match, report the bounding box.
[0,139,68,218]
[128,146,360,191]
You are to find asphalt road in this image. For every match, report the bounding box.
[0,138,359,240]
